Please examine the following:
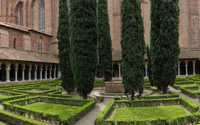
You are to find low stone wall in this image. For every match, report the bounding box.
[105,81,124,93]
[0,79,59,86]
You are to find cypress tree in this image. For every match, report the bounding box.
[151,0,180,93]
[146,45,153,86]
[70,0,97,99]
[98,0,113,81]
[121,0,145,100]
[57,0,74,94]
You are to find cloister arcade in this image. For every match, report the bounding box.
[0,61,60,83]
[98,60,200,78]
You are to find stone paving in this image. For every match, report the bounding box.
[75,97,114,125]
[169,86,200,106]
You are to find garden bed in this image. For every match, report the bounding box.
[180,85,200,98]
[108,105,191,123]
[2,96,96,124]
[12,86,61,96]
[95,98,199,125]
[0,90,27,103]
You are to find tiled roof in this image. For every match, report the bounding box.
[0,47,58,63]
[112,48,200,61]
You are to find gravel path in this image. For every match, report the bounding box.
[74,97,114,125]
[169,86,200,106]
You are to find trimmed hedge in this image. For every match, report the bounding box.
[181,85,200,98]
[12,87,62,96]
[95,98,199,125]
[95,101,114,125]
[0,90,27,103]
[180,98,199,113]
[175,78,185,81]
[48,91,73,98]
[0,110,48,125]
[140,92,179,99]
[2,96,96,124]
[174,80,194,85]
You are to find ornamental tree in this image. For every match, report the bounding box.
[121,0,145,100]
[57,0,74,94]
[150,0,180,93]
[97,0,113,81]
[70,0,98,99]
[146,45,153,86]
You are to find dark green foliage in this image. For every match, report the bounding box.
[121,0,145,100]
[146,45,153,86]
[57,0,74,94]
[150,0,180,93]
[98,0,113,81]
[70,0,98,99]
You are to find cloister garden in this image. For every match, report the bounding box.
[0,76,199,124]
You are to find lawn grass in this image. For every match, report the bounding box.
[0,122,6,125]
[23,102,80,119]
[0,95,10,99]
[108,105,191,122]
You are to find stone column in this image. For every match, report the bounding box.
[6,68,10,82]
[193,65,195,75]
[54,67,56,79]
[145,66,148,77]
[45,66,47,79]
[22,68,25,81]
[50,66,52,79]
[40,67,43,80]
[118,64,121,78]
[178,65,180,76]
[15,68,18,82]
[35,68,37,80]
[186,65,188,76]
[28,68,31,81]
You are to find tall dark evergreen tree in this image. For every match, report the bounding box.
[146,45,153,86]
[151,0,180,93]
[121,0,145,100]
[98,0,113,81]
[57,0,74,94]
[70,0,97,99]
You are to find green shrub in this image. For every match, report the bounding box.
[180,98,199,113]
[180,86,200,98]
[140,92,179,99]
[95,101,114,125]
[2,96,95,124]
[0,110,48,125]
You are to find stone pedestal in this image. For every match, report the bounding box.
[105,81,124,93]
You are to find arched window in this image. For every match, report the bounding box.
[13,38,16,49]
[38,38,42,52]
[39,0,45,33]
[20,5,23,26]
[15,1,23,26]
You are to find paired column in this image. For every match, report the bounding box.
[6,68,10,82]
[178,65,180,76]
[35,68,37,80]
[40,67,43,80]
[118,64,121,78]
[54,67,56,78]
[22,68,25,81]
[28,67,31,81]
[45,66,47,79]
[145,66,148,77]
[185,65,188,76]
[193,65,195,75]
[50,66,52,79]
